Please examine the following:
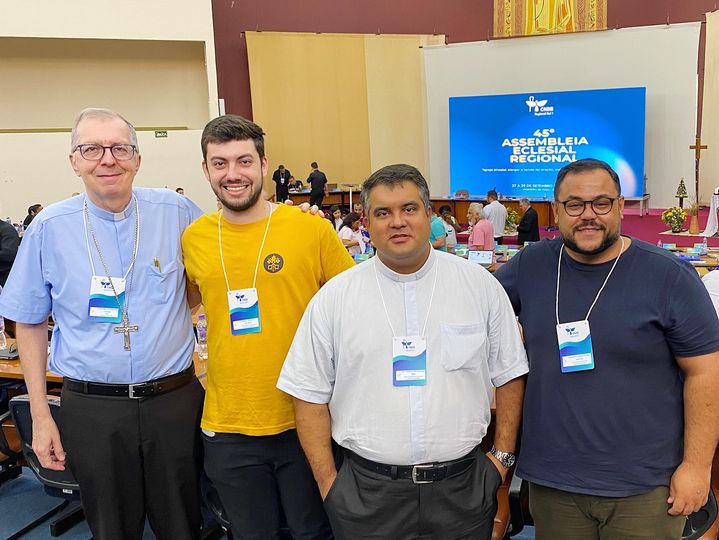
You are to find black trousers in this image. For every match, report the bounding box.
[203,429,332,540]
[309,191,325,208]
[60,377,204,540]
[324,448,502,540]
[276,185,289,203]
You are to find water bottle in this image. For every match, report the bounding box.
[0,316,7,350]
[657,240,662,248]
[196,314,208,360]
[702,236,708,254]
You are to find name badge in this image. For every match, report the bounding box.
[228,288,261,335]
[393,335,427,386]
[556,320,595,373]
[88,275,125,323]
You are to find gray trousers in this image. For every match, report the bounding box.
[323,448,502,540]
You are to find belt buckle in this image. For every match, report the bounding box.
[411,464,435,484]
[128,383,145,399]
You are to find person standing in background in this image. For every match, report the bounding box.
[516,198,540,245]
[272,164,292,203]
[483,190,508,245]
[307,162,328,208]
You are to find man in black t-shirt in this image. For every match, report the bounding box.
[496,158,719,540]
[307,162,328,207]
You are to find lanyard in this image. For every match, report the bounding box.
[374,254,439,338]
[82,195,140,280]
[555,236,625,325]
[218,202,274,292]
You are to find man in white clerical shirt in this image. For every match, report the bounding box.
[277,163,529,540]
[483,188,508,245]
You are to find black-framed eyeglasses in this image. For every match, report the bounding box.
[74,144,137,161]
[557,197,619,217]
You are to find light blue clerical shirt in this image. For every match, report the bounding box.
[0,188,202,383]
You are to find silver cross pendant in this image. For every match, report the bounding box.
[114,315,139,351]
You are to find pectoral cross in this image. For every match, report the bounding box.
[114,315,139,351]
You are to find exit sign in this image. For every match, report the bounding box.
[155,130,168,138]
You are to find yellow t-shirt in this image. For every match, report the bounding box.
[182,204,354,435]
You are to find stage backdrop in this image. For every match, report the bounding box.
[424,23,700,209]
[449,87,646,198]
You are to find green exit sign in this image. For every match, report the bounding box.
[155,130,168,138]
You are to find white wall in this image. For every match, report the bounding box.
[0,0,220,217]
[424,24,700,209]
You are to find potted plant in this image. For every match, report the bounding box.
[661,206,687,234]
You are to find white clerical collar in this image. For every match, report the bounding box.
[374,247,436,283]
[85,192,136,222]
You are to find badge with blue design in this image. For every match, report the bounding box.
[392,336,427,386]
[556,320,595,373]
[88,275,125,323]
[228,288,261,335]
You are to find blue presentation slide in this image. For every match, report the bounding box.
[449,87,646,198]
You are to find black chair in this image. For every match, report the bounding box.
[0,383,24,486]
[8,394,86,539]
[507,475,718,540]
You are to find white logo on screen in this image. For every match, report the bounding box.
[525,96,554,116]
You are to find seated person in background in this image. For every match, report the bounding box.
[330,205,343,231]
[338,212,366,256]
[516,198,540,245]
[23,204,43,228]
[429,204,447,251]
[467,202,495,251]
[289,177,303,190]
[438,205,459,252]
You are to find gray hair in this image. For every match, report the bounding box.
[519,198,530,206]
[360,164,431,214]
[468,202,485,220]
[70,108,139,151]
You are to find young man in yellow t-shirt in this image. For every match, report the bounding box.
[182,115,354,539]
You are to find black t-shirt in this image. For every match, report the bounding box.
[495,237,719,496]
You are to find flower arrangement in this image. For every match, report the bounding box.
[506,208,519,227]
[661,207,687,233]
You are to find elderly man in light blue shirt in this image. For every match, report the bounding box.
[0,108,204,539]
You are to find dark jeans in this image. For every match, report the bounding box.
[203,429,332,540]
[60,378,204,540]
[324,448,502,540]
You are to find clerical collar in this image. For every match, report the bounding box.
[374,248,436,283]
[85,193,136,221]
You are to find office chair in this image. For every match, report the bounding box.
[507,475,718,540]
[8,394,86,539]
[0,385,24,486]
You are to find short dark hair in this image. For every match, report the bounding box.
[554,158,621,199]
[201,115,265,161]
[341,212,361,229]
[278,164,285,170]
[28,204,42,214]
[175,187,184,193]
[487,189,498,200]
[311,162,318,169]
[330,204,340,214]
[360,164,430,214]
[438,204,452,215]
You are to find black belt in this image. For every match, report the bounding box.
[346,447,477,484]
[64,365,195,399]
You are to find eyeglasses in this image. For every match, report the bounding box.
[74,144,137,161]
[557,197,619,217]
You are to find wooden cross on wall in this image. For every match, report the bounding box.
[690,137,708,201]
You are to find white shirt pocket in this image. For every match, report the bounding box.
[440,323,487,371]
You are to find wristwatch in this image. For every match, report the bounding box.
[490,446,516,468]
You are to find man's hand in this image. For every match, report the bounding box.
[32,415,66,471]
[667,461,711,515]
[486,452,509,483]
[287,200,325,218]
[317,470,338,500]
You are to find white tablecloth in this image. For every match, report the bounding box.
[701,194,719,237]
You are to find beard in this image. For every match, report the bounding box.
[561,222,620,257]
[215,182,263,213]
